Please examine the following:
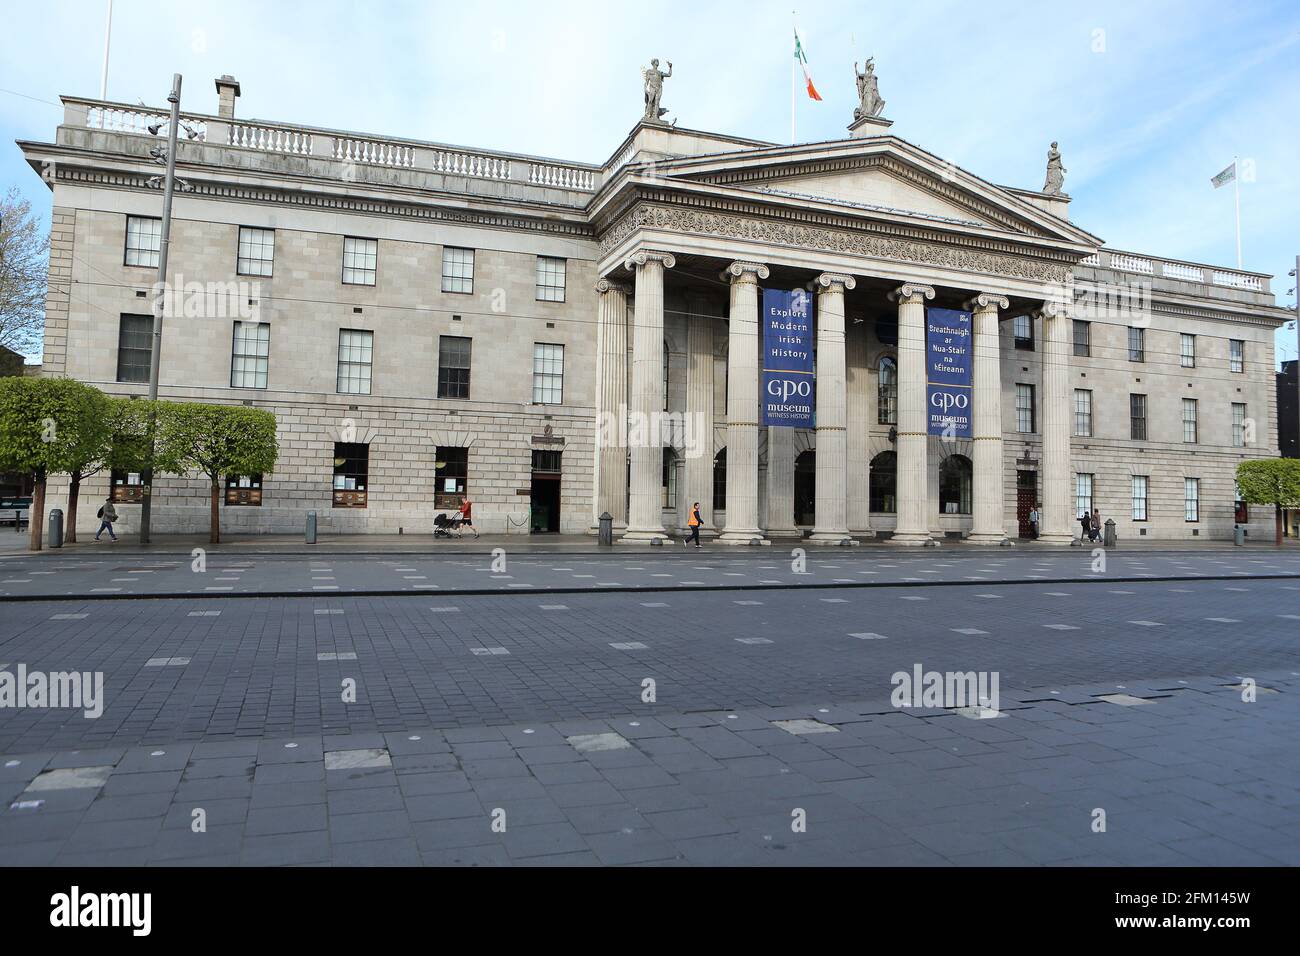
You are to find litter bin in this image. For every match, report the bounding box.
[1234,524,1246,547]
[1103,518,1116,548]
[48,508,63,549]
[305,510,317,545]
[598,511,613,547]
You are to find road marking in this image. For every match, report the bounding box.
[735,637,774,645]
[640,602,669,608]
[145,657,190,666]
[1128,620,1164,627]
[50,613,89,620]
[1043,624,1079,630]
[1044,592,1070,597]
[311,586,338,591]
[609,641,649,650]
[539,604,568,610]
[429,607,460,613]
[1204,617,1241,623]
[848,632,888,640]
[900,596,927,601]
[470,647,510,656]
[314,609,343,615]
[91,587,121,593]
[733,600,763,605]
[188,610,221,617]
[1108,590,1135,595]
[820,597,848,603]
[952,628,988,635]
[974,594,1003,599]
[316,651,357,660]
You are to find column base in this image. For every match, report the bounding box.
[588,521,628,535]
[1035,532,1074,546]
[619,529,669,545]
[808,531,857,546]
[889,531,938,547]
[765,528,802,539]
[717,530,770,546]
[965,532,1009,546]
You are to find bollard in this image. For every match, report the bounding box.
[305,510,317,545]
[48,508,64,549]
[1103,518,1116,548]
[598,511,613,547]
[1234,524,1246,547]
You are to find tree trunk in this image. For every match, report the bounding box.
[29,472,46,551]
[210,480,220,545]
[1276,504,1284,547]
[66,472,81,544]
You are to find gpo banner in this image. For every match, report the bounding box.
[762,288,815,428]
[926,306,972,438]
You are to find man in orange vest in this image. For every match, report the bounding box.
[683,501,703,548]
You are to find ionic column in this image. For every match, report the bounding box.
[888,282,936,545]
[592,278,631,531]
[964,293,1010,544]
[846,327,871,535]
[1038,303,1073,544]
[718,260,768,545]
[621,250,674,542]
[764,427,799,537]
[683,293,716,535]
[809,272,855,543]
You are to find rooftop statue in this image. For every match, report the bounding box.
[1044,141,1066,195]
[854,59,886,119]
[642,58,673,123]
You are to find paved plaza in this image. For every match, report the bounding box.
[0,544,1298,866]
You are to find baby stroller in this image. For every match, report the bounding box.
[434,512,460,538]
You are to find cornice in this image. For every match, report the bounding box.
[602,201,1076,284]
[53,165,596,242]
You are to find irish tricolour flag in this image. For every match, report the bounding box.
[794,28,822,101]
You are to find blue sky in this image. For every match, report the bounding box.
[2,0,1297,362]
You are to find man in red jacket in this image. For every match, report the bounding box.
[457,497,479,538]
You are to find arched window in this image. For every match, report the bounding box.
[662,448,677,509]
[712,448,727,514]
[939,455,972,515]
[878,356,897,425]
[869,451,896,513]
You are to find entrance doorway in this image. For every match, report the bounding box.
[794,450,816,526]
[1016,470,1037,538]
[530,450,561,533]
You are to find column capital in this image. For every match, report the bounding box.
[888,282,936,304]
[816,272,857,292]
[1033,300,1071,321]
[721,260,769,283]
[624,250,676,272]
[963,292,1010,312]
[595,277,632,295]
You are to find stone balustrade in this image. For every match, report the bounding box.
[1079,248,1268,293]
[229,122,313,154]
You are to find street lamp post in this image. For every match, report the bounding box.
[137,73,182,545]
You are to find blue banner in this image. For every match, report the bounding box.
[762,288,815,428]
[926,306,972,437]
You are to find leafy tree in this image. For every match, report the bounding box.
[0,376,105,549]
[153,402,278,543]
[1235,459,1300,546]
[0,187,49,357]
[63,396,151,543]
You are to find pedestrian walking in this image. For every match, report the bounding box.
[683,502,703,548]
[1089,508,1102,543]
[95,497,118,541]
[1029,503,1041,540]
[457,497,479,538]
[1078,511,1090,541]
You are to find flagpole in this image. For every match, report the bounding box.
[791,13,797,144]
[1233,154,1242,268]
[100,0,113,100]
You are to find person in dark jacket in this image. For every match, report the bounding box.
[95,497,118,541]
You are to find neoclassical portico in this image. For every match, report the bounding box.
[589,127,1101,546]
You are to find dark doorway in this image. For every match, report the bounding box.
[794,450,816,526]
[530,450,561,533]
[1016,470,1037,538]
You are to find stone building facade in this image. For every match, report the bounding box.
[17,74,1290,541]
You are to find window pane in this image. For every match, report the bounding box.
[1072,320,1090,357]
[116,314,153,383]
[536,256,566,302]
[877,357,897,424]
[1184,478,1199,521]
[1130,394,1147,441]
[125,216,161,268]
[1128,327,1144,362]
[1132,476,1148,521]
[437,335,472,399]
[1180,333,1195,368]
[337,329,373,394]
[230,321,270,388]
[1229,339,1244,373]
[1074,389,1092,437]
[441,247,474,294]
[1182,398,1197,443]
[1015,384,1034,433]
[1075,473,1093,519]
[342,237,377,285]
[532,342,563,404]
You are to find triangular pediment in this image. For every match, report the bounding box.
[613,135,1100,248]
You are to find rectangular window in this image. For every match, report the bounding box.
[535,256,566,302]
[1128,326,1145,363]
[342,237,377,285]
[124,216,161,268]
[1073,388,1092,437]
[332,443,369,508]
[1232,402,1247,447]
[441,247,474,294]
[337,329,373,395]
[1015,383,1035,433]
[1229,339,1244,373]
[116,313,153,384]
[437,335,472,399]
[434,447,468,510]
[237,226,275,277]
[1072,320,1091,358]
[225,473,263,506]
[230,321,269,389]
[1075,473,1094,521]
[1131,475,1148,521]
[1184,478,1199,522]
[1129,394,1147,441]
[533,342,564,404]
[109,469,145,504]
[1180,333,1196,368]
[1013,314,1033,350]
[1182,398,1198,444]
